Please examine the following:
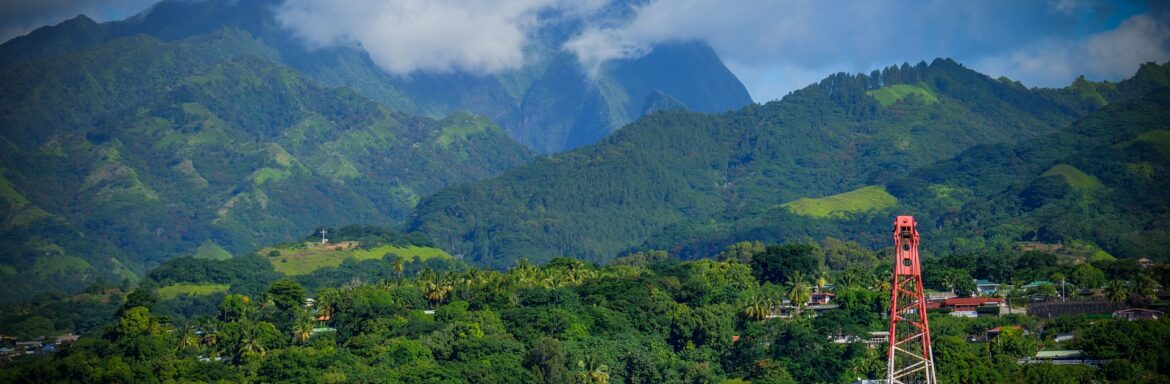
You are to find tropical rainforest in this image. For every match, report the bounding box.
[2,0,1170,383]
[3,228,1169,383]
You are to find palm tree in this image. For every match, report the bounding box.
[942,272,959,294]
[1105,280,1129,305]
[393,257,406,280]
[200,320,221,357]
[424,280,454,306]
[577,357,610,384]
[1132,274,1158,298]
[742,291,769,321]
[292,312,314,344]
[315,288,339,322]
[235,323,267,363]
[174,321,200,354]
[787,274,812,316]
[815,268,830,293]
[835,271,856,290]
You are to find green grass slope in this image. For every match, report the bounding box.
[894,87,1170,258]
[1040,164,1104,191]
[262,242,451,276]
[867,83,939,107]
[1133,130,1170,157]
[192,241,232,260]
[781,186,898,218]
[157,283,229,300]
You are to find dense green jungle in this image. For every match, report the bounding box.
[1,0,1170,383]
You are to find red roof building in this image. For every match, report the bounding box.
[942,297,1004,312]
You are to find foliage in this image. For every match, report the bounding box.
[0,27,536,304]
[5,240,1170,383]
[410,60,1170,268]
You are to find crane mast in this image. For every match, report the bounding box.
[886,215,937,384]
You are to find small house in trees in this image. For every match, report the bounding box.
[943,297,1004,317]
[1112,308,1164,321]
[974,279,1000,295]
[810,292,834,305]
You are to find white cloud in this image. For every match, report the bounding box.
[274,0,604,75]
[974,13,1170,87]
[1084,13,1170,79]
[5,0,1165,102]
[561,0,1169,101]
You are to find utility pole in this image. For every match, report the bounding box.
[887,216,937,384]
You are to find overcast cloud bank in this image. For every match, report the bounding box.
[3,0,1168,102]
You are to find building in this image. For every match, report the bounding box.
[974,279,1000,295]
[943,297,1004,317]
[54,334,79,344]
[765,299,840,318]
[1019,350,1106,366]
[927,291,958,301]
[1021,280,1054,290]
[1112,308,1164,321]
[830,331,888,348]
[810,292,835,305]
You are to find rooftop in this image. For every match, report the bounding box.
[1035,350,1083,359]
[944,297,1004,306]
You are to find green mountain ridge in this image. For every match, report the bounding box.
[0,35,534,304]
[408,60,1170,266]
[650,84,1170,260]
[0,0,753,153]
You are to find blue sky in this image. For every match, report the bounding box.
[3,0,1168,102]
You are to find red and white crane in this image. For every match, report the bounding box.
[887,215,937,384]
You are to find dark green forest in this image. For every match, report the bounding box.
[408,60,1170,267]
[0,0,756,305]
[0,30,534,305]
[1,1,1170,382]
[2,228,1169,383]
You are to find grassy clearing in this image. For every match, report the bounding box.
[866,83,939,107]
[31,254,90,276]
[1041,164,1104,191]
[158,283,230,300]
[782,186,898,218]
[193,241,233,260]
[264,242,451,276]
[1135,130,1170,156]
[435,112,490,148]
[251,167,291,185]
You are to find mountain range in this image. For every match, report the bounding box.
[408,60,1170,267]
[2,0,1169,304]
[0,0,751,153]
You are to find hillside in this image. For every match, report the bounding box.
[0,0,753,153]
[908,88,1170,258]
[409,59,1170,266]
[0,34,533,305]
[260,242,450,276]
[650,84,1170,260]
